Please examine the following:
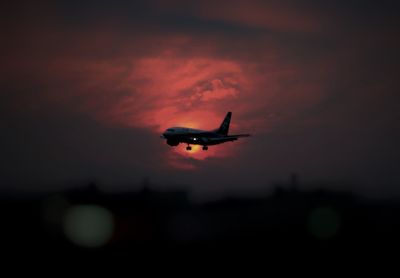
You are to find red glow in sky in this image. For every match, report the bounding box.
[3,0,396,172]
[2,0,400,195]
[78,53,259,165]
[5,28,330,168]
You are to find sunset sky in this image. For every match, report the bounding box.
[1,0,399,200]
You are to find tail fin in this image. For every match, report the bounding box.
[217,112,231,135]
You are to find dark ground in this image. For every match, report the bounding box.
[1,176,400,261]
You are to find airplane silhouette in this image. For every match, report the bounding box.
[161,112,250,151]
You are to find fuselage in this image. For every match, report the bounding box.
[162,127,224,146]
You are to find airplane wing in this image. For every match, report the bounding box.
[167,133,251,145]
[228,134,251,138]
[205,134,251,144]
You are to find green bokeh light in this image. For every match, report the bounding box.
[307,207,341,239]
[63,205,114,248]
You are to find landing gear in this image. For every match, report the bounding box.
[202,146,208,151]
[186,145,192,151]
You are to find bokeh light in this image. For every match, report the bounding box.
[63,205,114,248]
[307,207,341,239]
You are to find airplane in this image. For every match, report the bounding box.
[161,112,250,151]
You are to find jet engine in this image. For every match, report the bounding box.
[166,139,179,146]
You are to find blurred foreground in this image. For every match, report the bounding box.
[1,178,400,256]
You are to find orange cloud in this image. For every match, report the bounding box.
[89,54,254,165]
[103,56,247,131]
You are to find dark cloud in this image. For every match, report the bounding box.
[0,109,163,189]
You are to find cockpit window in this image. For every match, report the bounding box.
[167,129,175,132]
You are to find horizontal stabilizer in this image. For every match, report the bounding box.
[229,134,251,138]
